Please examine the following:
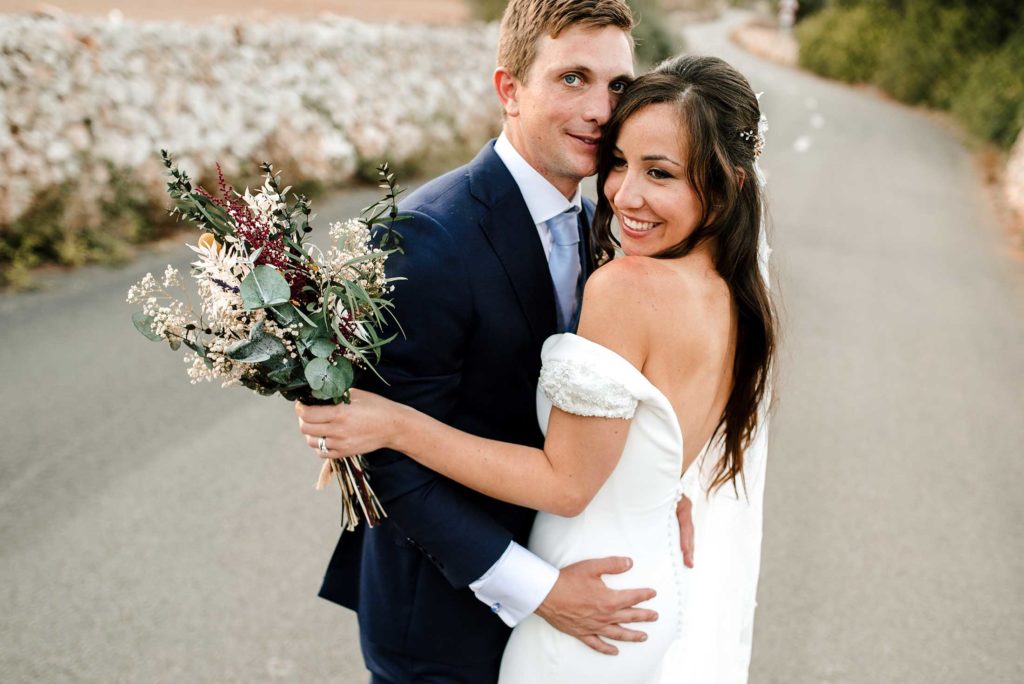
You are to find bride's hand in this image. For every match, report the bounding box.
[295,389,406,458]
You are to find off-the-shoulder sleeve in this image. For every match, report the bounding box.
[538,357,640,419]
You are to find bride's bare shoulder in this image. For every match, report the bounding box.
[576,256,666,366]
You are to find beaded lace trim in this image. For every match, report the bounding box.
[539,358,639,419]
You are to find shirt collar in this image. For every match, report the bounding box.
[494,132,582,226]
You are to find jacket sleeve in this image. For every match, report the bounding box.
[361,209,515,589]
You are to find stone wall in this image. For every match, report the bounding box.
[0,13,502,229]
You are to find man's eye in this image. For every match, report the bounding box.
[563,74,581,86]
[610,81,627,94]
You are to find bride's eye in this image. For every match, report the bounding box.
[648,167,672,180]
[610,156,626,169]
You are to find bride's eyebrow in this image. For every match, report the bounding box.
[641,154,682,167]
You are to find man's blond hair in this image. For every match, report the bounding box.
[498,0,635,82]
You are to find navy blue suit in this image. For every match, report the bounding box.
[318,141,596,683]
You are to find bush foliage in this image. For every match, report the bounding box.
[796,0,1024,149]
[466,0,680,66]
[0,165,170,288]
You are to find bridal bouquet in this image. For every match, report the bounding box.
[127,151,406,530]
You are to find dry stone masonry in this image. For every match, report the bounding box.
[0,12,501,228]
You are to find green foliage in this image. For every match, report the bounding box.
[467,0,507,21]
[872,1,976,108]
[629,0,679,66]
[463,0,680,66]
[796,4,895,83]
[795,0,1024,149]
[951,32,1024,149]
[0,161,169,289]
[240,265,292,310]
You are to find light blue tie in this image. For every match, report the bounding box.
[546,207,582,332]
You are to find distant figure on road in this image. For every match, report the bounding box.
[779,0,799,31]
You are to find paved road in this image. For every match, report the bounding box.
[681,13,1024,684]
[2,10,1022,683]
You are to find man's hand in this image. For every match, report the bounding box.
[534,556,657,655]
[677,494,695,569]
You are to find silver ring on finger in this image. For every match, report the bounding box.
[318,435,328,455]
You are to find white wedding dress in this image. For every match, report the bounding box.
[501,157,771,683]
[496,332,767,684]
[498,333,695,684]
[499,219,771,682]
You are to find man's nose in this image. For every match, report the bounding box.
[582,86,614,126]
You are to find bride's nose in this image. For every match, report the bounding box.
[610,170,644,211]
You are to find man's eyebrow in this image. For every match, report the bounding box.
[555,66,634,83]
[558,64,594,75]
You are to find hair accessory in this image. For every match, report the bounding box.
[739,128,765,159]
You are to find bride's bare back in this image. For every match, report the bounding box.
[580,251,736,473]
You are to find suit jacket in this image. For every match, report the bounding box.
[319,140,597,665]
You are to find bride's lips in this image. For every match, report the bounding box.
[618,214,662,238]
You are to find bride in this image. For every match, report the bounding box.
[298,55,776,683]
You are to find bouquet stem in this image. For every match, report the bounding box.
[317,456,386,531]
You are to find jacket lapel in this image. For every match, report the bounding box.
[469,143,558,343]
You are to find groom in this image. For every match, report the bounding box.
[305,1,656,682]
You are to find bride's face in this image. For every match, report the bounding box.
[604,103,703,257]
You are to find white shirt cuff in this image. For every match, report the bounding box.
[469,541,559,627]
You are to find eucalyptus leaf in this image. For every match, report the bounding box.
[240,265,291,310]
[311,388,333,402]
[225,323,287,363]
[310,338,336,359]
[304,357,330,391]
[267,366,300,385]
[304,357,353,399]
[269,303,299,326]
[132,312,163,342]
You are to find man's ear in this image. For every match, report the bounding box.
[494,67,520,117]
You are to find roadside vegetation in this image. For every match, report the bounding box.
[467,0,680,66]
[794,0,1024,150]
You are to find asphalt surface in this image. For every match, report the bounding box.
[2,10,1022,684]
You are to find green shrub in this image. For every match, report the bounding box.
[464,0,680,66]
[629,0,679,66]
[795,1,1024,149]
[0,163,169,289]
[467,0,507,21]
[871,1,978,108]
[951,30,1024,148]
[796,4,895,83]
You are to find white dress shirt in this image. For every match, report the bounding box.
[466,133,584,627]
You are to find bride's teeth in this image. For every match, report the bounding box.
[623,217,656,232]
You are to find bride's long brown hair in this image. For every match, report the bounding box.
[592,55,777,493]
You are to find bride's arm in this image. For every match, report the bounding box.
[298,260,651,517]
